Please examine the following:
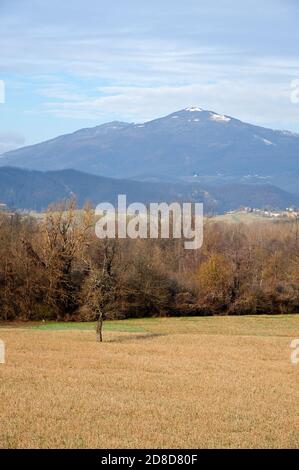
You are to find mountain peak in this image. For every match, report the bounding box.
[168,107,232,124]
[184,106,203,112]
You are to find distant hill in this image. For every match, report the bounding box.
[1,107,299,193]
[0,167,298,213]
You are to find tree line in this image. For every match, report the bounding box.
[0,200,298,329]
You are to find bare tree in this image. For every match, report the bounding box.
[82,240,116,342]
[21,199,94,318]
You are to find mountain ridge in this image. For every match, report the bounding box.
[1,107,299,194]
[0,166,298,213]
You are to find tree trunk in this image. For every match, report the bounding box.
[96,313,103,342]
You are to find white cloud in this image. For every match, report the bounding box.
[1,0,299,140]
[39,81,299,132]
[37,83,87,102]
[0,132,25,155]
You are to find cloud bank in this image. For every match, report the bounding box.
[0,0,299,143]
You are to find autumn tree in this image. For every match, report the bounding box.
[22,199,93,319]
[195,252,235,313]
[81,240,117,341]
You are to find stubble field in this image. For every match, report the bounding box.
[0,315,298,449]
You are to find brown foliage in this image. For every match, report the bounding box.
[0,203,298,321]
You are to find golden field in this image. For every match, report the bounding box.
[0,316,298,449]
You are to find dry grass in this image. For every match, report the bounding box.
[212,211,273,224]
[0,316,298,449]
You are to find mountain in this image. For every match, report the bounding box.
[0,167,210,212]
[0,167,298,213]
[1,107,299,193]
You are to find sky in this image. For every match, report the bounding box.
[0,0,299,152]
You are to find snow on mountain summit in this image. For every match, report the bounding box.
[185,106,203,112]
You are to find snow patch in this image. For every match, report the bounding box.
[254,135,275,146]
[210,113,231,123]
[262,138,274,146]
[185,106,203,112]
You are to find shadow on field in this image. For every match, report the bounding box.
[106,333,167,343]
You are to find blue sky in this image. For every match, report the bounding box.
[0,0,299,152]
